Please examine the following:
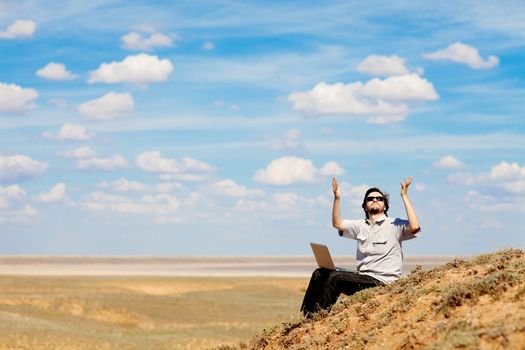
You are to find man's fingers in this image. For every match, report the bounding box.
[401,176,413,187]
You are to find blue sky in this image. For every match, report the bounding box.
[1,0,524,256]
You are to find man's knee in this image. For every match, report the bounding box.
[326,271,347,285]
[311,267,323,278]
[311,267,331,281]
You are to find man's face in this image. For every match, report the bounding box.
[365,191,385,215]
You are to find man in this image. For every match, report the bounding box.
[301,176,421,317]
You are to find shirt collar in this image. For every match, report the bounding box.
[366,214,387,225]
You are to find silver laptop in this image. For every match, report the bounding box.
[310,243,335,270]
[310,242,349,271]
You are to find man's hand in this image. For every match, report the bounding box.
[400,176,413,197]
[332,177,343,229]
[332,177,340,200]
[400,176,420,233]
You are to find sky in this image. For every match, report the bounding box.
[1,0,524,256]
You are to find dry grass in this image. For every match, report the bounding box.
[243,249,525,350]
[0,276,308,350]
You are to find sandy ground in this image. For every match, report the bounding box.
[0,256,456,276]
[247,249,525,350]
[0,275,309,350]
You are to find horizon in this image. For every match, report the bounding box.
[1,1,524,256]
[0,254,466,258]
[0,254,458,277]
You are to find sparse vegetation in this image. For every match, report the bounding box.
[2,250,523,349]
[0,276,307,350]
[240,249,525,350]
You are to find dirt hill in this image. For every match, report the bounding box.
[222,249,525,350]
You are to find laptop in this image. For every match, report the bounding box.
[310,242,350,271]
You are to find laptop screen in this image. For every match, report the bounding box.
[310,243,336,270]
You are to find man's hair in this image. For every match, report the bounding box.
[361,187,389,219]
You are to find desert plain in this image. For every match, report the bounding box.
[0,256,452,349]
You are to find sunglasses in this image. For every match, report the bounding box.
[366,196,385,202]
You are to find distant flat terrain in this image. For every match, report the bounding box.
[0,255,465,350]
[0,256,458,276]
[0,275,307,350]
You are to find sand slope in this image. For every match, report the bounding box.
[242,249,525,350]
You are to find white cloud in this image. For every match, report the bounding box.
[43,123,91,141]
[121,31,173,51]
[0,20,36,39]
[0,204,37,222]
[254,157,316,185]
[57,146,97,159]
[142,194,181,214]
[159,174,212,182]
[489,161,525,180]
[234,190,329,217]
[433,155,465,169]
[360,74,439,101]
[253,157,343,185]
[90,191,127,203]
[272,192,300,210]
[0,155,48,182]
[155,182,183,193]
[0,185,37,222]
[36,62,77,80]
[267,129,304,151]
[112,178,147,192]
[449,161,525,195]
[0,185,26,197]
[78,92,134,120]
[357,55,409,77]
[136,151,215,181]
[202,41,215,50]
[212,179,265,198]
[0,82,38,113]
[488,162,525,194]
[37,183,67,203]
[464,190,525,214]
[88,54,173,85]
[288,74,438,124]
[77,155,127,171]
[447,173,477,186]
[0,185,26,209]
[235,198,268,212]
[289,81,404,116]
[83,191,181,217]
[424,42,499,69]
[318,161,345,176]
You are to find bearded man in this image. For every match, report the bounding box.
[301,177,421,317]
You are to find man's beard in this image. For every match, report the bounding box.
[369,207,382,215]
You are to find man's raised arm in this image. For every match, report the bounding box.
[400,176,421,234]
[332,177,344,230]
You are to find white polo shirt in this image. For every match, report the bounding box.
[340,214,420,284]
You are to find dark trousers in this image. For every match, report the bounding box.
[301,268,383,316]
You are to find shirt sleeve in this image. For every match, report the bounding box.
[393,218,421,241]
[338,219,361,240]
